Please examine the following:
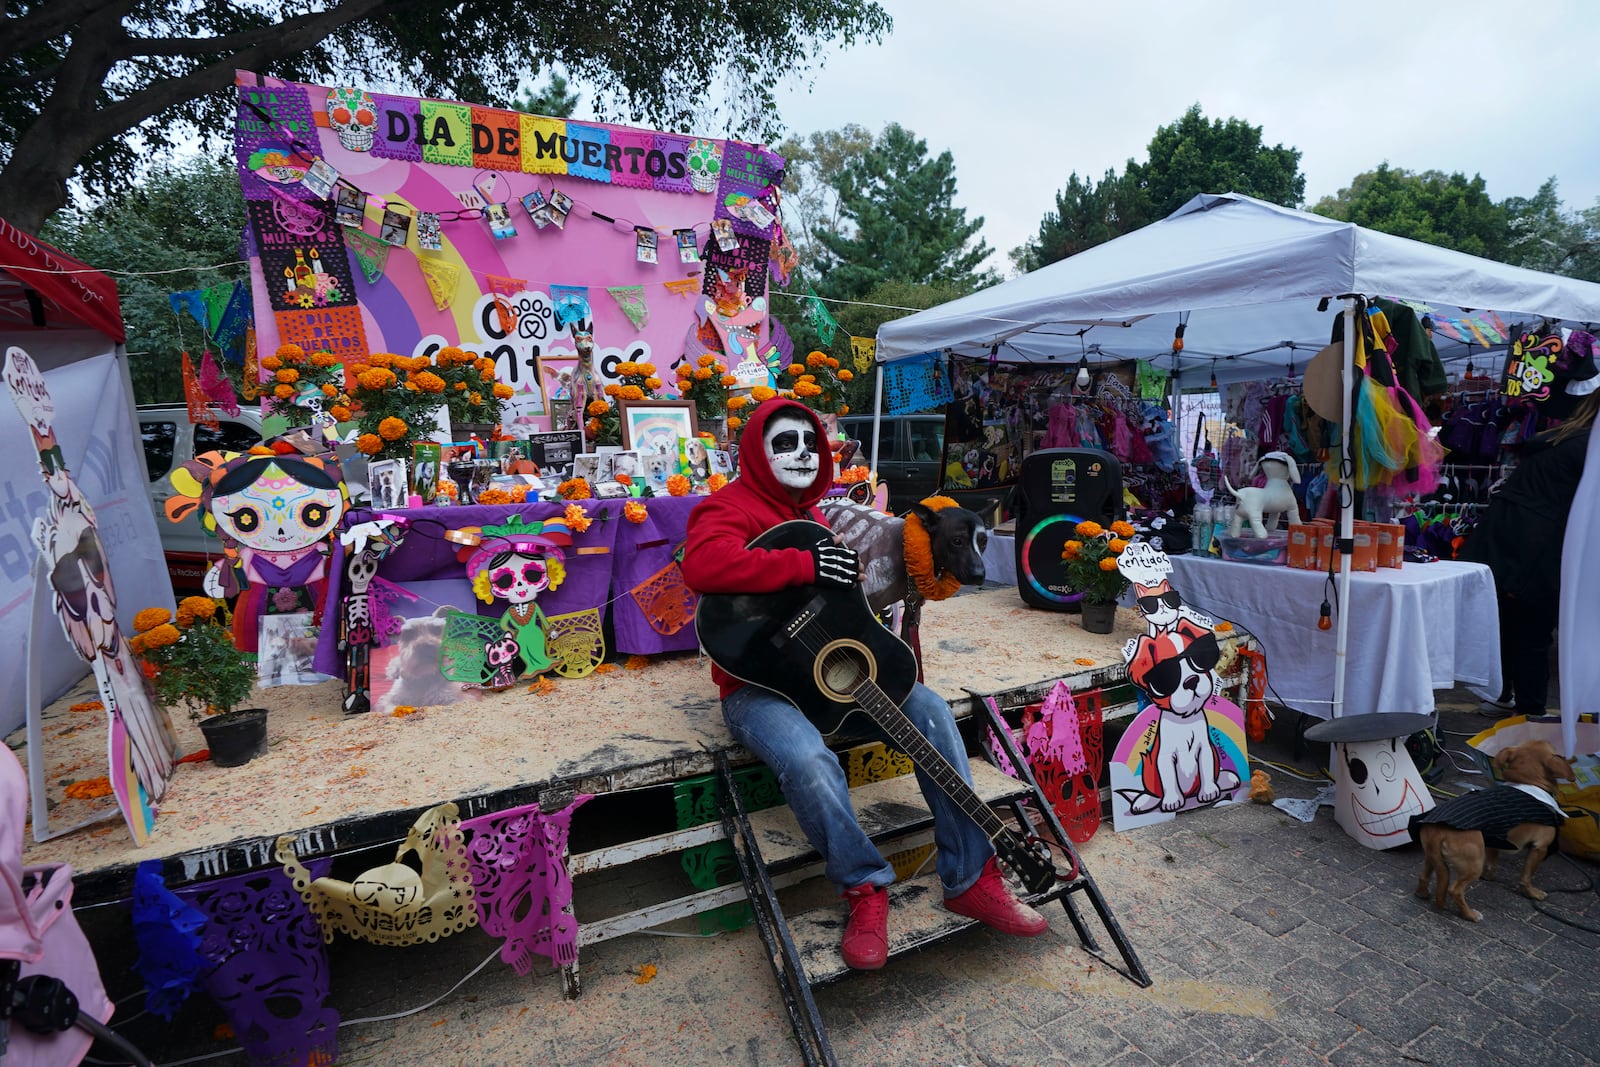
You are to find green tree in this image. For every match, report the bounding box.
[0,0,891,233]
[512,71,581,119]
[1310,164,1507,259]
[41,156,250,405]
[809,123,995,302]
[1501,177,1600,281]
[1013,105,1305,272]
[775,123,873,271]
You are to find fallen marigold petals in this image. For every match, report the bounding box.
[63,777,112,800]
[391,705,421,718]
[1214,621,1234,632]
[213,1023,234,1041]
[633,964,657,984]
[526,676,557,695]
[624,655,650,670]
[68,701,104,713]
[1075,657,1096,666]
[177,750,211,764]
[592,663,618,674]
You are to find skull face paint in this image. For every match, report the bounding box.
[210,458,345,554]
[486,552,550,607]
[764,412,819,492]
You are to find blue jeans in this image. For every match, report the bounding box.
[722,681,995,896]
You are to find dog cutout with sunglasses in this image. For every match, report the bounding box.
[1109,539,1248,830]
[6,346,179,845]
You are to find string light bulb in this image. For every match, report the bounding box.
[1076,355,1091,391]
[1209,359,1218,390]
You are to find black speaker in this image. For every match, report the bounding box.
[1012,448,1124,611]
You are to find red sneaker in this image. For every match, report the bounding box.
[841,884,888,970]
[944,857,1049,936]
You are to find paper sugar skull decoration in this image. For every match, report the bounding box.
[6,346,179,844]
[437,516,571,689]
[1109,541,1246,832]
[686,138,723,193]
[1304,713,1436,850]
[277,802,477,946]
[168,439,348,650]
[326,86,378,151]
[336,518,413,715]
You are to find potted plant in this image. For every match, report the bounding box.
[1060,520,1137,633]
[341,352,446,462]
[674,354,738,442]
[131,598,267,766]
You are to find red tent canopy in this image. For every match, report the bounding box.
[0,217,124,343]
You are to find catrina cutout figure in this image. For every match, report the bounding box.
[5,346,179,844]
[439,516,571,690]
[167,438,348,651]
[337,518,412,714]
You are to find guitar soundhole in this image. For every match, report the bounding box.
[813,639,875,702]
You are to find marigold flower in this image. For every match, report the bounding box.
[620,385,644,401]
[558,478,592,500]
[412,371,446,393]
[727,416,743,430]
[311,350,337,367]
[806,351,828,366]
[667,474,691,497]
[694,368,712,381]
[604,384,622,397]
[475,488,512,505]
[261,355,282,371]
[675,363,692,378]
[623,501,648,523]
[726,396,748,411]
[1062,540,1082,559]
[377,417,408,441]
[438,346,468,366]
[787,363,805,376]
[586,418,602,433]
[795,381,823,397]
[321,383,338,397]
[645,377,662,390]
[475,358,495,374]
[356,433,383,455]
[508,484,530,502]
[839,405,850,415]
[1098,557,1119,572]
[638,363,656,376]
[839,369,854,382]
[1075,520,1105,538]
[564,503,592,532]
[273,384,294,398]
[1108,538,1129,553]
[493,383,514,399]
[64,777,113,800]
[587,400,611,416]
[468,392,482,406]
[276,344,305,363]
[436,479,457,496]
[177,596,217,625]
[617,361,638,376]
[143,623,182,648]
[391,705,420,718]
[358,368,394,390]
[480,367,495,382]
[133,608,172,633]
[1110,520,1137,538]
[404,381,419,392]
[367,352,393,368]
[707,473,728,492]
[751,386,776,402]
[697,354,716,367]
[329,404,351,422]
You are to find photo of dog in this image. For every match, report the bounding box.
[1409,740,1574,922]
[371,611,481,715]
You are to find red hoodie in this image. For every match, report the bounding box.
[682,400,837,698]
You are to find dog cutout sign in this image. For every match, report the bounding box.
[1110,541,1248,832]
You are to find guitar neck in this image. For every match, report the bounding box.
[851,680,1009,841]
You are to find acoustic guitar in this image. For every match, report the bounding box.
[695,520,1059,894]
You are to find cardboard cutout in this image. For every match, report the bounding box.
[5,346,178,844]
[1303,713,1437,850]
[439,516,571,689]
[336,518,410,714]
[1110,541,1246,831]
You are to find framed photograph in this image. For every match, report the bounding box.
[379,207,412,246]
[525,430,581,476]
[572,452,612,484]
[411,442,441,503]
[608,449,642,483]
[537,354,579,407]
[619,397,698,456]
[678,435,712,484]
[708,449,733,476]
[368,458,407,509]
[257,612,332,688]
[333,184,368,228]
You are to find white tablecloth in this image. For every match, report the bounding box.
[982,532,1017,589]
[1167,555,1501,719]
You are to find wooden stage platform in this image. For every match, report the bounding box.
[21,585,1164,902]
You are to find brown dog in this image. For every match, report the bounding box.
[1409,740,1573,921]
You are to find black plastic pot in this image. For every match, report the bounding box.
[1080,601,1117,634]
[200,708,268,767]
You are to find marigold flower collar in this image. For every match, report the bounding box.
[902,495,964,601]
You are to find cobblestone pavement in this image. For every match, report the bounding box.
[110,694,1600,1066]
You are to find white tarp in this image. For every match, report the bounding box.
[0,348,171,734]
[876,193,1600,382]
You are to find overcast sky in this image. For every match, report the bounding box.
[762,0,1600,275]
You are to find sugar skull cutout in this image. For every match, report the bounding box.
[326,87,378,152]
[1333,735,1433,850]
[5,346,178,845]
[438,516,571,690]
[205,452,347,593]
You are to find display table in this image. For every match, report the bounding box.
[1167,554,1501,719]
[982,532,1017,589]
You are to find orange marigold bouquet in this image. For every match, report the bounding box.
[262,344,347,427]
[343,352,443,461]
[1060,519,1137,605]
[432,345,513,425]
[130,598,256,722]
[725,384,778,441]
[776,350,850,416]
[675,354,737,419]
[588,360,663,445]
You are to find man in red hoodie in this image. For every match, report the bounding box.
[682,399,1047,971]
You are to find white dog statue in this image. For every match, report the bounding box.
[1223,450,1302,538]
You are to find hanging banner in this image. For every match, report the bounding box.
[236,75,786,434]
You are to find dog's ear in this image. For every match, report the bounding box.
[1491,746,1516,775]
[1284,456,1301,485]
[1545,752,1575,784]
[904,501,938,528]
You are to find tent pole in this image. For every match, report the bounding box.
[1332,299,1358,719]
[868,352,885,474]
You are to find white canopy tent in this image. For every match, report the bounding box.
[875,193,1600,733]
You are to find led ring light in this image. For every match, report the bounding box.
[1019,512,1087,604]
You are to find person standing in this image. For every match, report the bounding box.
[681,399,1047,971]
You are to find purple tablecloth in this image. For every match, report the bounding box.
[313,497,703,676]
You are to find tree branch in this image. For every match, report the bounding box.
[0,0,133,63]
